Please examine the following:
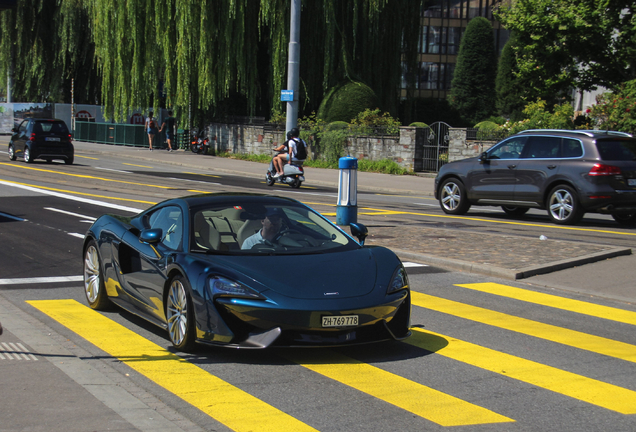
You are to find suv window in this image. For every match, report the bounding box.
[596,139,636,161]
[521,136,561,159]
[488,136,527,159]
[562,138,583,158]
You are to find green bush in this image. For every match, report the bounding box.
[317,81,378,123]
[350,109,401,135]
[318,126,349,164]
[589,80,636,134]
[409,122,429,128]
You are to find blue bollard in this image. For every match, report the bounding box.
[337,156,358,225]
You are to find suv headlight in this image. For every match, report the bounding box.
[387,266,409,294]
[208,276,263,299]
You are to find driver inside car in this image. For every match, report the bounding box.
[241,208,286,250]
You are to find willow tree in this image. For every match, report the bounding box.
[2,1,423,124]
[0,0,99,103]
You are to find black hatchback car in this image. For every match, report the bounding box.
[9,118,74,164]
[434,129,636,225]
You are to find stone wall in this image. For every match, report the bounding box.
[448,128,497,163]
[206,122,419,171]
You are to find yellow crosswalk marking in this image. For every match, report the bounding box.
[408,328,636,414]
[284,350,513,426]
[28,299,318,432]
[457,283,636,326]
[412,292,636,364]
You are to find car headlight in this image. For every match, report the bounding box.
[208,276,263,299]
[387,266,409,294]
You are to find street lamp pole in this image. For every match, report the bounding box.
[285,0,301,133]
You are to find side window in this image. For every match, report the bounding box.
[562,139,583,158]
[488,137,527,159]
[521,136,561,159]
[18,120,28,133]
[147,206,184,251]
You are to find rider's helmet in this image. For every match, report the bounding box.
[290,127,300,137]
[286,131,293,140]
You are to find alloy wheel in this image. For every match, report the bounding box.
[166,279,189,346]
[84,245,101,303]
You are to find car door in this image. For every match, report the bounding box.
[119,205,184,322]
[466,136,527,202]
[12,119,30,157]
[513,136,563,204]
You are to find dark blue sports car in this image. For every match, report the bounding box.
[82,193,411,351]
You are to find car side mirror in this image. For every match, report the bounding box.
[11,127,17,133]
[140,228,162,244]
[479,151,489,163]
[349,223,368,246]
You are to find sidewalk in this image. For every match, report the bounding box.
[74,141,636,304]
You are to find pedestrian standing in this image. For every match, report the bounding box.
[145,111,158,151]
[160,110,177,152]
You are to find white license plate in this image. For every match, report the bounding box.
[628,179,636,186]
[322,315,358,327]
[45,137,60,141]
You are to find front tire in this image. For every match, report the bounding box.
[83,240,112,310]
[8,144,16,161]
[165,276,197,352]
[547,185,583,225]
[65,156,74,165]
[266,173,275,186]
[439,178,471,215]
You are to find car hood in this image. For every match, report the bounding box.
[204,248,378,299]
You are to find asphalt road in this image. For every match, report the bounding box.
[1,137,636,431]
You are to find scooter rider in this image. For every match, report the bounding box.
[273,128,305,178]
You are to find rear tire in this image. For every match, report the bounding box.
[612,213,636,226]
[24,147,33,163]
[439,178,471,215]
[501,206,529,216]
[290,178,301,188]
[547,185,583,225]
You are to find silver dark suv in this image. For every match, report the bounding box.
[434,129,636,225]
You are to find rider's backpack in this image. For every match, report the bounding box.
[293,138,307,160]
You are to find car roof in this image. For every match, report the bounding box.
[180,193,301,209]
[515,129,633,139]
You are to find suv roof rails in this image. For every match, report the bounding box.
[516,129,633,138]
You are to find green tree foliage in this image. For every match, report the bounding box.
[448,17,497,125]
[495,0,636,101]
[317,81,378,123]
[0,0,99,103]
[1,1,423,124]
[589,80,636,134]
[495,33,524,120]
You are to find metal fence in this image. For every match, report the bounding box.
[74,122,154,147]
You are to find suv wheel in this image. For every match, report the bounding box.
[547,185,583,225]
[439,178,471,215]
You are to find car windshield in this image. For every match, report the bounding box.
[596,139,636,161]
[34,121,69,134]
[190,202,358,255]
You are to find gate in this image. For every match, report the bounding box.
[416,121,450,172]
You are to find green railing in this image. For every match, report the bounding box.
[74,122,167,148]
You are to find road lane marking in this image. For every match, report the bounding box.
[69,233,86,239]
[457,283,636,326]
[76,155,99,160]
[403,262,428,267]
[284,350,513,426]
[407,328,636,414]
[0,276,83,285]
[184,171,221,178]
[44,207,97,221]
[412,292,636,364]
[123,163,153,168]
[28,299,319,432]
[95,167,132,174]
[0,179,149,211]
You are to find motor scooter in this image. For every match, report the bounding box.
[266,152,305,188]
[190,129,210,154]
